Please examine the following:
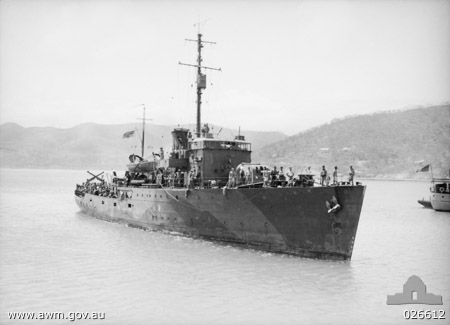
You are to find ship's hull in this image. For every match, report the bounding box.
[430,193,450,211]
[75,185,366,260]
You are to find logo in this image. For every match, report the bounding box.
[387,275,443,305]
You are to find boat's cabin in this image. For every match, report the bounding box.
[431,179,450,194]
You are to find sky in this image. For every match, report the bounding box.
[0,0,449,135]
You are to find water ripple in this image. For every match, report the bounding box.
[1,170,449,325]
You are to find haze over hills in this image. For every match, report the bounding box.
[0,105,449,179]
[253,105,450,179]
[0,123,286,171]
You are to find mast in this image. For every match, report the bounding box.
[141,106,145,157]
[179,33,221,138]
[137,104,151,158]
[196,34,203,138]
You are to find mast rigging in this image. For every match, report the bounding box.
[179,33,221,138]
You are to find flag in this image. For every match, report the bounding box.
[416,164,430,172]
[123,130,135,138]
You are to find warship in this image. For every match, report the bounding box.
[75,33,366,260]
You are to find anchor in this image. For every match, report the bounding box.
[326,196,342,235]
[326,196,341,214]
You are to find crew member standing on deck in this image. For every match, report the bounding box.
[279,167,285,181]
[320,166,327,186]
[348,165,355,186]
[196,167,202,188]
[189,169,196,188]
[228,167,236,188]
[278,166,286,187]
[239,168,245,185]
[156,170,163,185]
[262,168,271,187]
[286,167,295,187]
[333,166,338,185]
[270,166,279,184]
[245,167,252,184]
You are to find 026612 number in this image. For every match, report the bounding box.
[403,309,445,320]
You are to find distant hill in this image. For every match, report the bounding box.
[1,105,449,178]
[0,122,286,170]
[252,105,450,179]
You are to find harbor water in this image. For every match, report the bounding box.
[0,168,449,325]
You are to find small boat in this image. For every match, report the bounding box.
[416,164,450,212]
[430,178,450,212]
[127,158,158,173]
[417,198,432,209]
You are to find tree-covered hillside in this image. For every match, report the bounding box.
[1,105,448,178]
[252,105,450,179]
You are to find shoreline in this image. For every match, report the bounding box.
[358,177,430,183]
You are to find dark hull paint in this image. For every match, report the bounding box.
[75,185,366,260]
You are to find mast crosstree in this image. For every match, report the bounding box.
[179,33,221,138]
